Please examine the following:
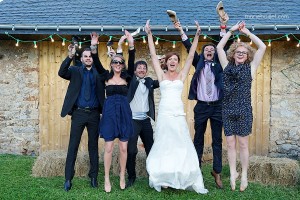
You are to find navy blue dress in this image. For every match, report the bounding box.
[99,84,133,141]
[222,63,253,137]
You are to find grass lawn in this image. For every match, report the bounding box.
[0,154,299,200]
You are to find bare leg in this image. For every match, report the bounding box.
[119,140,128,189]
[104,141,114,192]
[237,135,249,192]
[226,135,239,190]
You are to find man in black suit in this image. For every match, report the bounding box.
[125,55,159,188]
[58,33,106,191]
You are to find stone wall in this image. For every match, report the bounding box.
[0,41,39,155]
[269,41,300,159]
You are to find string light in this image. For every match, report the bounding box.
[109,36,112,41]
[237,35,241,42]
[125,40,128,46]
[62,38,66,46]
[172,41,176,48]
[4,32,300,50]
[155,37,159,45]
[79,42,82,49]
[50,35,54,42]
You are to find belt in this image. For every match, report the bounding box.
[75,106,98,112]
[197,100,221,105]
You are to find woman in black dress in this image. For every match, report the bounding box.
[217,21,266,192]
[98,31,135,192]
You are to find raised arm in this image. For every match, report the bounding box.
[58,44,75,80]
[145,20,164,82]
[179,21,201,82]
[125,30,136,76]
[174,21,199,68]
[216,21,241,68]
[90,32,107,74]
[239,24,266,76]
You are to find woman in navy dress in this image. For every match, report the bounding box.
[217,21,266,192]
[99,31,134,192]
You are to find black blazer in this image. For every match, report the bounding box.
[58,53,107,117]
[182,39,223,100]
[126,49,159,121]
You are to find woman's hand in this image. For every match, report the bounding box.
[195,20,201,35]
[90,32,99,46]
[124,30,134,46]
[230,21,244,32]
[145,20,151,35]
[239,22,251,36]
[118,35,127,46]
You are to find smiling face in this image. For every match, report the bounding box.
[203,45,215,61]
[135,64,147,78]
[81,50,93,67]
[110,57,125,73]
[166,55,179,72]
[233,46,248,65]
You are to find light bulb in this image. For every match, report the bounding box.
[155,38,159,45]
[143,36,146,43]
[203,35,207,39]
[62,39,66,46]
[172,41,176,48]
[79,42,82,49]
[16,40,19,47]
[34,41,37,48]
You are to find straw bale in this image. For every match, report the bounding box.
[32,150,90,177]
[246,156,300,186]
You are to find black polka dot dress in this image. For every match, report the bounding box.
[222,63,253,137]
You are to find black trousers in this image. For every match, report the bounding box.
[65,109,100,180]
[193,101,223,174]
[126,118,154,179]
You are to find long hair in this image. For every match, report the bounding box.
[164,52,180,71]
[226,42,256,64]
[106,54,129,81]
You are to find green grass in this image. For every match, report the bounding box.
[0,154,299,200]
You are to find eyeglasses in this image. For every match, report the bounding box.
[235,51,248,55]
[112,60,125,65]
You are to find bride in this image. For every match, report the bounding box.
[145,20,208,194]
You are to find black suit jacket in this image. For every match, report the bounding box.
[58,53,107,117]
[126,49,159,121]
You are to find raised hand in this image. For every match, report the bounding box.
[90,32,99,46]
[238,22,251,36]
[118,34,127,46]
[68,44,76,58]
[195,20,201,35]
[145,20,151,35]
[230,21,244,32]
[174,21,183,32]
[124,30,134,46]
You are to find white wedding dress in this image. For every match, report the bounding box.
[146,80,208,194]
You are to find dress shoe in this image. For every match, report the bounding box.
[125,177,136,188]
[90,177,98,188]
[64,180,72,191]
[166,10,178,23]
[211,170,223,189]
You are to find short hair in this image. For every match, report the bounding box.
[81,48,91,57]
[226,42,256,64]
[134,60,148,71]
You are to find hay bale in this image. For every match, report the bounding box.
[247,156,300,186]
[32,150,90,177]
[202,147,228,165]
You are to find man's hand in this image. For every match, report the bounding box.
[68,44,76,58]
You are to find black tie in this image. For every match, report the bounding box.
[84,71,91,101]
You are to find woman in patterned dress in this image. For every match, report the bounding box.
[216,21,266,191]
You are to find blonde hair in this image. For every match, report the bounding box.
[110,54,127,70]
[226,42,256,64]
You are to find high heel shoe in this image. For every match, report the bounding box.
[104,179,111,193]
[230,172,239,191]
[240,178,248,192]
[216,1,229,25]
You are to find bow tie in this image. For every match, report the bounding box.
[137,77,145,84]
[204,60,214,66]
